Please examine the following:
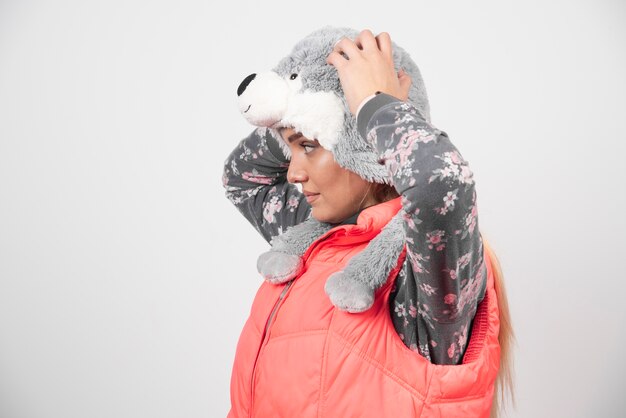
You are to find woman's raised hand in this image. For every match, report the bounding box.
[326,30,412,115]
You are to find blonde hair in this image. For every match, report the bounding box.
[483,237,516,418]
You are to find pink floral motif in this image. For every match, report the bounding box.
[453,261,487,320]
[396,102,414,113]
[403,210,419,232]
[429,151,475,186]
[457,325,469,349]
[287,195,299,212]
[457,253,471,270]
[443,324,470,363]
[262,195,283,223]
[429,233,441,244]
[460,165,473,182]
[395,302,406,317]
[242,169,274,185]
[407,247,429,274]
[402,204,422,232]
[417,303,436,330]
[418,343,431,360]
[419,283,437,296]
[404,127,436,145]
[447,343,455,359]
[379,127,431,178]
[461,203,478,238]
[444,268,458,280]
[434,189,459,215]
[426,230,447,251]
[444,294,457,305]
[443,190,457,206]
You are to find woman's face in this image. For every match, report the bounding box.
[279,127,377,224]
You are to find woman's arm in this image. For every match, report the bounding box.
[328,29,487,364]
[223,127,311,243]
[358,93,487,364]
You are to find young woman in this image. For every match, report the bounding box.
[223,28,514,417]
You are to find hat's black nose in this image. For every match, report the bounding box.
[237,73,256,96]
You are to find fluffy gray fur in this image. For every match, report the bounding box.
[256,252,302,285]
[269,217,333,254]
[324,212,406,312]
[256,218,333,284]
[333,211,405,288]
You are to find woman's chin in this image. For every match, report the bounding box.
[311,207,332,224]
[310,209,326,223]
[311,207,344,225]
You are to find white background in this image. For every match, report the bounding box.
[1,0,625,417]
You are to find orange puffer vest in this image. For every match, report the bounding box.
[228,197,500,418]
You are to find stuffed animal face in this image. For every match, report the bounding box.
[237,69,345,150]
[236,28,348,151]
[236,25,432,185]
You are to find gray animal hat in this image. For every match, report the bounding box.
[236,26,431,312]
[237,25,431,184]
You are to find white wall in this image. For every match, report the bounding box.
[1,0,624,417]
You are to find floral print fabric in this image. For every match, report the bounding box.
[222,98,486,365]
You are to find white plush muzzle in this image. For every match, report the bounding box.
[238,71,344,149]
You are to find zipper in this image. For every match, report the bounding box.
[247,228,343,416]
[248,279,295,417]
[264,280,293,335]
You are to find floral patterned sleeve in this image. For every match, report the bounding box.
[357,93,488,365]
[222,126,311,243]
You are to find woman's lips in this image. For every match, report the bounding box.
[304,192,320,203]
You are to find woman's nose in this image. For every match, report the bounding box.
[287,163,308,184]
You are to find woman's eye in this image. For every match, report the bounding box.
[301,143,316,153]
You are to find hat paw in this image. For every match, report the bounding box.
[257,251,303,284]
[324,271,375,313]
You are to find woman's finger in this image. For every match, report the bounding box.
[375,32,393,61]
[332,37,362,61]
[355,29,378,53]
[326,50,348,69]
